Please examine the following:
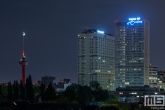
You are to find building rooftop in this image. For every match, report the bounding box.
[81,29,113,36]
[116,85,164,91]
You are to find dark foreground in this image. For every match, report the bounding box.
[0,101,120,110]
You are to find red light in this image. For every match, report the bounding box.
[22,51,25,56]
[115,20,119,22]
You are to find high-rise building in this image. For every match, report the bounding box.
[115,17,150,88]
[78,29,115,90]
[149,65,157,86]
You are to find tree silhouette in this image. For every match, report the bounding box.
[77,85,93,105]
[90,81,101,91]
[0,85,2,95]
[13,80,19,100]
[0,85,3,101]
[65,85,77,101]
[26,75,34,103]
[7,81,13,100]
[20,80,25,100]
[44,82,56,101]
[65,84,93,105]
[90,81,109,101]
[40,82,45,100]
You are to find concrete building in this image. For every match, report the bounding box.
[146,69,165,89]
[149,65,157,86]
[33,81,42,87]
[54,82,72,92]
[60,79,70,83]
[109,85,165,103]
[157,70,165,83]
[115,17,150,88]
[54,79,73,92]
[41,76,55,87]
[156,83,165,91]
[78,29,115,90]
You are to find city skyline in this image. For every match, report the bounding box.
[1,0,165,83]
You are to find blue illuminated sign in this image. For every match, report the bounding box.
[127,17,143,25]
[97,30,104,34]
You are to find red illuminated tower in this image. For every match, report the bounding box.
[19,32,28,85]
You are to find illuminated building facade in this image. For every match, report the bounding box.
[115,17,150,88]
[157,70,165,83]
[78,29,115,90]
[149,65,157,86]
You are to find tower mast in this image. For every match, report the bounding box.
[22,32,25,56]
[19,32,28,85]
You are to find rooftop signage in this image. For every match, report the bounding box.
[97,30,104,34]
[127,17,143,25]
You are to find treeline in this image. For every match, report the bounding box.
[0,75,34,103]
[64,81,110,105]
[0,76,119,105]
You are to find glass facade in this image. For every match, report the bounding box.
[115,19,150,88]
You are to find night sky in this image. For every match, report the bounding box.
[0,0,165,83]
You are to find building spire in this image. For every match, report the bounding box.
[22,32,25,56]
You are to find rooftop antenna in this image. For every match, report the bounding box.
[22,32,25,56]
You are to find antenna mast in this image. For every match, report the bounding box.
[22,32,25,56]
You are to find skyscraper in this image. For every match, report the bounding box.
[78,29,115,90]
[115,17,150,88]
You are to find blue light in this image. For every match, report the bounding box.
[137,17,140,20]
[127,17,143,25]
[97,30,104,34]
[129,18,136,21]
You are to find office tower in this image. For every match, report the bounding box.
[149,65,157,86]
[115,17,150,88]
[78,29,115,90]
